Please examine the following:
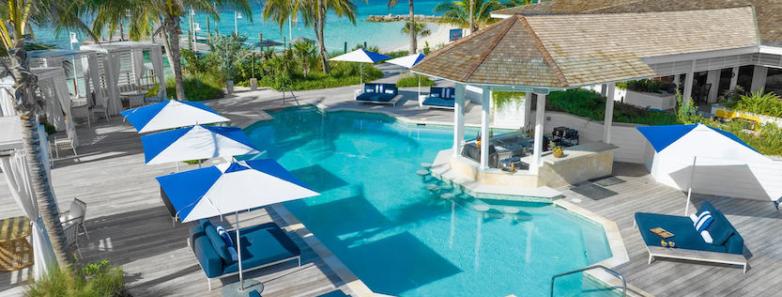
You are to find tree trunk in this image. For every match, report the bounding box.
[7,47,71,267]
[316,3,330,74]
[468,0,476,33]
[161,16,185,100]
[409,0,416,54]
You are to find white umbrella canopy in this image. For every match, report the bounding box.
[121,100,230,134]
[330,49,391,84]
[141,125,260,165]
[386,53,425,69]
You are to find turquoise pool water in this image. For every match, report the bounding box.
[246,107,614,297]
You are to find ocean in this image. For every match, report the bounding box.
[33,0,449,52]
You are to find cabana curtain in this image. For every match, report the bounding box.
[0,149,58,280]
[149,49,166,99]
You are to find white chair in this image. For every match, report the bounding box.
[62,222,83,259]
[51,136,77,160]
[60,198,89,240]
[88,91,110,127]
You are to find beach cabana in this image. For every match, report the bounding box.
[29,49,105,112]
[80,41,167,114]
[638,124,782,202]
[32,67,79,146]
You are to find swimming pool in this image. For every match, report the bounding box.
[246,107,615,297]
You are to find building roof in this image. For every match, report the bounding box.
[412,7,758,88]
[636,124,756,153]
[493,0,781,47]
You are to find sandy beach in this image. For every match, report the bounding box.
[388,23,459,52]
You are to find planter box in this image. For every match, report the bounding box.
[619,89,675,110]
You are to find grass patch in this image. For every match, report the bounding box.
[166,73,224,101]
[397,74,434,88]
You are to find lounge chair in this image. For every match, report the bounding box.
[419,87,457,109]
[189,219,301,290]
[354,83,401,106]
[634,201,747,273]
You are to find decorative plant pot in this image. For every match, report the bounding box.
[226,80,235,94]
[552,146,565,158]
[249,78,258,91]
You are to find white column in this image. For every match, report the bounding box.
[706,69,720,102]
[453,84,466,157]
[729,66,740,91]
[479,87,491,170]
[750,66,768,93]
[603,82,615,144]
[531,93,546,175]
[683,64,695,105]
[523,92,532,129]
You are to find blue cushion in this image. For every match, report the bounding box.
[634,212,727,253]
[248,290,262,297]
[222,224,300,274]
[423,97,455,108]
[707,214,735,246]
[216,226,238,261]
[192,232,224,278]
[205,224,233,263]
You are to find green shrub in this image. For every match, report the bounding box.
[384,50,410,58]
[546,88,679,125]
[616,79,668,93]
[733,91,782,118]
[492,91,526,110]
[397,74,434,88]
[26,260,128,297]
[166,73,224,101]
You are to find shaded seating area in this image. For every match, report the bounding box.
[189,220,301,290]
[419,87,457,109]
[635,201,747,273]
[354,83,401,106]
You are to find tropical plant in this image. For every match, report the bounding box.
[734,91,782,118]
[0,0,95,268]
[26,260,128,297]
[492,91,525,110]
[401,22,431,39]
[292,39,317,77]
[266,49,295,91]
[388,0,417,54]
[263,0,357,73]
[435,0,504,32]
[90,0,252,100]
[165,73,224,101]
[209,34,249,81]
[397,74,434,88]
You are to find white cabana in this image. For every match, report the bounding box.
[32,68,79,146]
[639,124,782,201]
[80,42,167,115]
[0,119,58,280]
[29,49,105,112]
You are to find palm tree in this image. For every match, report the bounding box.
[264,0,356,74]
[388,0,416,54]
[0,0,94,269]
[90,0,251,100]
[292,39,316,77]
[401,22,430,39]
[434,0,504,33]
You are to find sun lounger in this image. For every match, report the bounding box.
[419,87,457,109]
[354,83,401,106]
[634,202,747,273]
[189,220,301,290]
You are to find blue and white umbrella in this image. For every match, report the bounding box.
[141,125,260,165]
[330,48,391,84]
[386,53,426,96]
[121,100,230,134]
[157,159,318,290]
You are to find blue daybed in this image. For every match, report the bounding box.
[419,87,456,109]
[354,83,401,106]
[189,219,301,290]
[634,201,748,272]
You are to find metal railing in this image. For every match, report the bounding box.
[550,265,626,297]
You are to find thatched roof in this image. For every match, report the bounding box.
[493,0,781,46]
[412,7,758,88]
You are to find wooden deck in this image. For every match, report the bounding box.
[561,163,782,297]
[1,87,781,296]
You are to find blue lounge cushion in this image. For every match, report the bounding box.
[222,223,300,274]
[216,226,239,261]
[357,84,398,103]
[423,97,455,108]
[205,224,233,263]
[249,290,262,297]
[635,212,724,252]
[191,228,224,278]
[707,214,735,246]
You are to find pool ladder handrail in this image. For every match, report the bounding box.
[550,264,626,297]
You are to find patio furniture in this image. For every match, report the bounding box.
[419,87,457,109]
[120,89,146,109]
[249,290,262,297]
[354,83,401,106]
[62,220,83,259]
[188,219,301,291]
[60,198,89,240]
[51,136,78,159]
[634,201,747,273]
[88,91,110,126]
[0,216,32,271]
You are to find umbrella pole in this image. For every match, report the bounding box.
[360,64,364,85]
[685,156,697,215]
[417,74,421,99]
[235,211,244,290]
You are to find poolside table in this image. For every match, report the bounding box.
[0,216,32,271]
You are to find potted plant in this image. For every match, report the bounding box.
[552,145,565,158]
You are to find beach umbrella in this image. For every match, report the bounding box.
[157,159,318,292]
[120,100,230,134]
[330,48,391,84]
[141,125,260,165]
[386,53,426,96]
